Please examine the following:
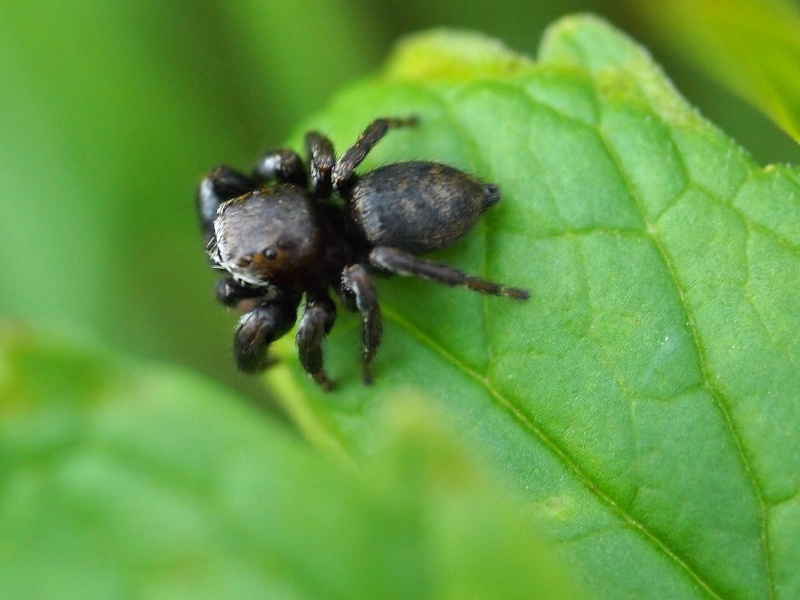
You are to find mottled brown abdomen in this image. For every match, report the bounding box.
[349,161,500,254]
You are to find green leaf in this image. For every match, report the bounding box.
[635,0,800,143]
[267,16,800,600]
[0,326,575,600]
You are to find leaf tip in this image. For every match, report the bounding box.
[383,28,533,83]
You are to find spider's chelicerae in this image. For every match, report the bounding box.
[198,116,529,390]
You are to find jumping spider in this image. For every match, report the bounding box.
[198,116,528,390]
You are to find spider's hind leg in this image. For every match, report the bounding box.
[369,246,529,300]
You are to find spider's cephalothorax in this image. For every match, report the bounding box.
[198,117,529,390]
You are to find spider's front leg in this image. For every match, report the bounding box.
[295,291,337,391]
[197,165,257,245]
[341,263,382,384]
[214,275,277,311]
[252,148,306,187]
[234,295,300,372]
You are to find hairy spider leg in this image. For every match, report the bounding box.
[304,132,336,197]
[332,116,418,189]
[369,247,529,300]
[197,165,257,244]
[252,148,306,187]
[234,296,301,372]
[341,263,383,384]
[214,276,276,308]
[295,291,337,390]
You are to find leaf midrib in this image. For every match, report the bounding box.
[595,120,775,600]
[380,303,722,599]
[389,77,756,598]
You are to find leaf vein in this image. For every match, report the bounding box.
[596,125,776,600]
[381,304,724,600]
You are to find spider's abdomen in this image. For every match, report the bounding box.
[348,161,500,255]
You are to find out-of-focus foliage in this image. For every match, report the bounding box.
[636,0,800,143]
[0,326,577,600]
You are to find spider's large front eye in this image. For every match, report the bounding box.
[263,248,277,259]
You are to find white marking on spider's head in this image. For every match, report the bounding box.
[205,236,224,267]
[217,255,268,286]
[213,221,272,286]
[213,217,235,266]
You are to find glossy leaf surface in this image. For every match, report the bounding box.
[269,16,800,600]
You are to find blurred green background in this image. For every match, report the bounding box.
[1,0,797,404]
